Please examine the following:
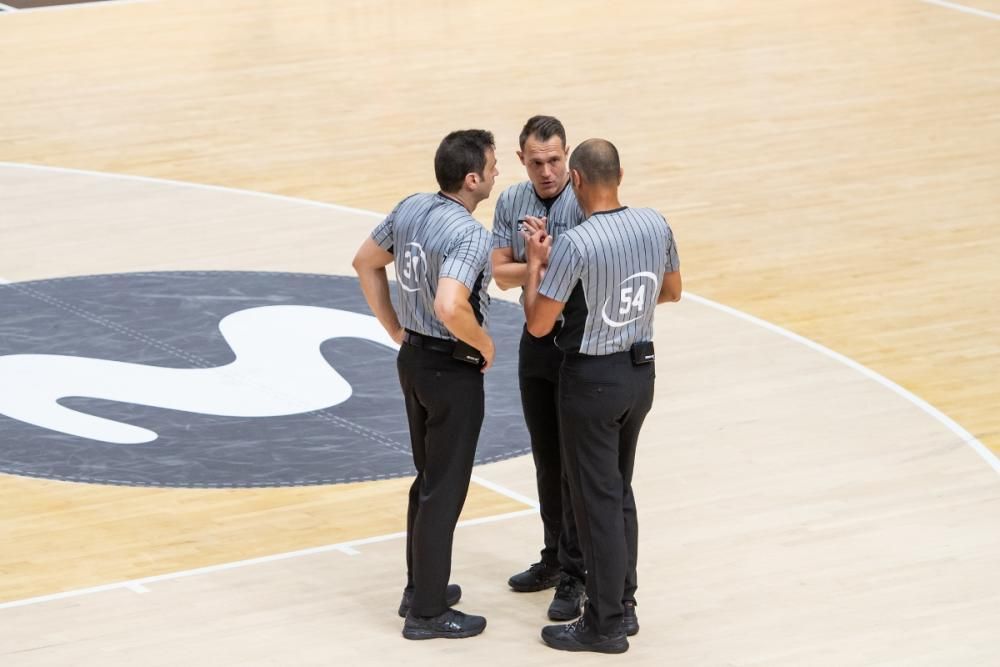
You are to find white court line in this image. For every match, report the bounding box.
[922,0,1000,20]
[0,162,388,219]
[471,474,539,509]
[1,161,998,610]
[1,161,996,476]
[0,0,159,15]
[0,508,537,610]
[684,294,1000,476]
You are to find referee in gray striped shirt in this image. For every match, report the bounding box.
[492,115,587,620]
[523,138,682,653]
[352,129,497,640]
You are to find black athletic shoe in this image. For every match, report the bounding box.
[541,617,628,654]
[397,584,462,618]
[508,561,561,592]
[402,608,487,640]
[547,574,585,621]
[623,601,639,636]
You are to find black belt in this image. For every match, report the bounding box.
[564,341,655,365]
[403,330,456,354]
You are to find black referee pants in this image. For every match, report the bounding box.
[397,342,484,617]
[558,351,654,636]
[518,325,585,581]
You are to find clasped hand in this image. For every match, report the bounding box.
[520,215,552,271]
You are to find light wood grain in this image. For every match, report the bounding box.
[2,0,996,455]
[0,473,526,602]
[0,0,998,663]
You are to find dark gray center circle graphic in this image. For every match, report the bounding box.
[0,271,529,488]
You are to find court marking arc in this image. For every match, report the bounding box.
[2,160,995,476]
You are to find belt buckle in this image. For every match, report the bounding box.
[403,331,421,347]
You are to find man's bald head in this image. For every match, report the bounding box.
[569,139,621,186]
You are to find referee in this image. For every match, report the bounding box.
[523,138,682,654]
[492,115,586,621]
[352,129,498,640]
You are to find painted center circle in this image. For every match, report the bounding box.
[0,271,528,487]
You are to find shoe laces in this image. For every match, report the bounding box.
[555,574,582,598]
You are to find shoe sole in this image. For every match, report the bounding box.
[402,626,486,640]
[508,578,561,593]
[541,635,629,654]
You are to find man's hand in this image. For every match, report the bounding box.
[520,215,547,236]
[524,229,553,272]
[480,335,496,373]
[390,326,406,346]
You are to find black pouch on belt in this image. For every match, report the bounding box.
[630,341,655,365]
[452,340,485,367]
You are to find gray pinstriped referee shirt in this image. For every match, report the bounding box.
[492,179,585,263]
[492,179,585,306]
[372,192,492,340]
[538,206,679,356]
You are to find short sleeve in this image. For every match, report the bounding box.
[664,219,680,272]
[491,190,514,250]
[538,235,584,303]
[441,226,491,290]
[371,205,398,252]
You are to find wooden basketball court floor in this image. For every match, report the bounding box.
[1,0,998,664]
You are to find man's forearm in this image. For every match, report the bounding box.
[493,261,529,290]
[357,267,402,336]
[439,301,491,352]
[523,262,545,331]
[442,304,490,351]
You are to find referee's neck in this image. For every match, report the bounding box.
[580,190,622,218]
[439,190,477,213]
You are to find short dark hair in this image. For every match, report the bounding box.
[434,129,495,193]
[518,115,567,150]
[569,138,620,186]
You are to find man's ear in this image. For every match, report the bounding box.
[464,171,480,191]
[617,167,624,185]
[516,150,526,166]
